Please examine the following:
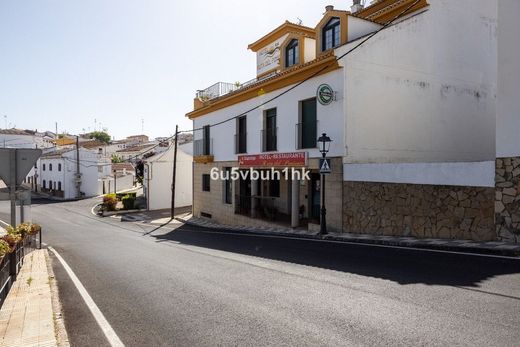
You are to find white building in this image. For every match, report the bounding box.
[38,148,111,199]
[187,0,518,242]
[143,142,193,211]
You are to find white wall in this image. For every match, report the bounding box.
[145,144,193,210]
[193,69,345,161]
[303,37,316,63]
[340,0,497,165]
[497,0,520,158]
[347,16,381,42]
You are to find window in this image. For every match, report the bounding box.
[49,163,53,171]
[285,39,299,67]
[202,174,211,192]
[49,180,53,190]
[53,181,56,190]
[235,116,247,154]
[43,164,46,171]
[322,17,340,51]
[58,163,62,171]
[298,98,317,149]
[224,167,232,204]
[269,178,280,198]
[263,108,277,152]
[58,181,62,191]
[203,125,211,155]
[43,180,46,189]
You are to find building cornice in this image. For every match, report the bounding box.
[248,21,316,52]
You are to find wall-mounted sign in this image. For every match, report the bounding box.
[317,84,335,105]
[256,34,288,76]
[239,152,307,167]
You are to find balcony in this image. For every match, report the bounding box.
[261,127,278,152]
[193,139,214,164]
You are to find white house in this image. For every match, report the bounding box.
[143,142,193,211]
[38,148,111,199]
[186,0,517,242]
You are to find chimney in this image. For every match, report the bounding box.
[325,5,334,12]
[351,0,364,13]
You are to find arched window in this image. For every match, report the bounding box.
[58,181,62,191]
[43,180,46,189]
[58,163,62,171]
[43,164,46,171]
[322,17,340,51]
[49,163,53,171]
[49,180,53,190]
[285,39,299,67]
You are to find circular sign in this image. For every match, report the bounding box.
[317,84,334,105]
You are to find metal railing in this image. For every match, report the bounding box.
[194,138,214,156]
[0,230,42,309]
[234,133,247,154]
[295,121,318,150]
[261,127,278,152]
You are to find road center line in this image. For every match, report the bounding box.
[47,246,125,347]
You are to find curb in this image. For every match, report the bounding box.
[176,217,520,258]
[46,250,70,347]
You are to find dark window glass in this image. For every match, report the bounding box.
[236,116,247,154]
[300,98,317,149]
[58,163,62,171]
[43,180,46,189]
[58,181,62,191]
[49,180,53,190]
[269,178,280,198]
[202,174,211,192]
[224,167,232,204]
[264,108,277,152]
[285,39,299,67]
[322,17,340,51]
[203,125,210,155]
[43,164,46,171]
[49,163,53,171]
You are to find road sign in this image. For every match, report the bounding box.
[319,158,331,174]
[0,148,42,186]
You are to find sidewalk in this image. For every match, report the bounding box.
[176,214,520,257]
[0,249,66,347]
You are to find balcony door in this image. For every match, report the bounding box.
[300,98,317,149]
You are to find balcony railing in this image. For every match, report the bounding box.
[195,72,278,102]
[261,127,278,152]
[295,121,318,150]
[194,138,214,156]
[234,133,247,154]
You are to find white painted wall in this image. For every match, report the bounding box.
[347,16,381,42]
[193,69,345,161]
[144,143,193,210]
[496,0,520,158]
[340,0,497,165]
[303,37,316,63]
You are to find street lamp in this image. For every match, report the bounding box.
[317,133,332,235]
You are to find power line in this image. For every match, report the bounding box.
[178,0,422,135]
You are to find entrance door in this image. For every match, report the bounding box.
[237,173,252,215]
[309,173,321,221]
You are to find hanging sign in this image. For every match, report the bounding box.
[317,84,335,105]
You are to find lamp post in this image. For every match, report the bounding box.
[317,133,331,235]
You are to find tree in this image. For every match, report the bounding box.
[111,154,124,163]
[89,131,111,144]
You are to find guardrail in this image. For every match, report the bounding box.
[0,230,42,309]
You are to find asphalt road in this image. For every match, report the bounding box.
[1,198,520,346]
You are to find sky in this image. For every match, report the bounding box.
[0,0,356,140]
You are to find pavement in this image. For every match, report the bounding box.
[0,249,66,347]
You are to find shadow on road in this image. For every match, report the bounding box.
[152,225,520,288]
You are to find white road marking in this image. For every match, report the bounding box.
[47,246,125,347]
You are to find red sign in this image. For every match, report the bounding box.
[238,152,307,167]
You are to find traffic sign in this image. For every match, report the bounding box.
[0,148,42,186]
[319,158,331,174]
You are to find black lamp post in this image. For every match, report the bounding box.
[317,133,331,235]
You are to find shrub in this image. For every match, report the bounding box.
[0,240,11,257]
[122,194,136,210]
[103,194,117,211]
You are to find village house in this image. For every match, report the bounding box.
[187,0,518,242]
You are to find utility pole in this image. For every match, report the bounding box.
[9,150,16,227]
[55,122,58,138]
[76,136,81,198]
[170,125,178,218]
[113,170,117,195]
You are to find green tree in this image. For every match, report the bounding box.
[89,131,111,144]
[111,154,124,163]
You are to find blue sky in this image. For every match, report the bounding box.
[0,0,353,139]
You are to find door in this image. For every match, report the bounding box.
[301,98,317,149]
[309,173,321,220]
